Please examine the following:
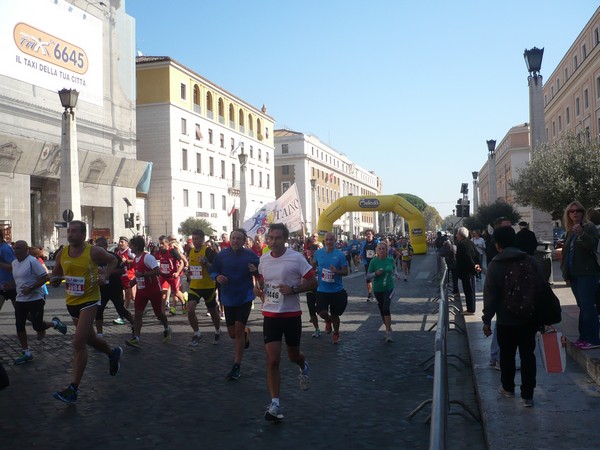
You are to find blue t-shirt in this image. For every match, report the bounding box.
[313,248,347,293]
[348,239,360,253]
[0,242,16,285]
[210,247,260,307]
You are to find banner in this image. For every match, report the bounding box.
[243,183,304,238]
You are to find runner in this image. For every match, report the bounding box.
[398,236,414,282]
[348,235,361,272]
[312,232,348,344]
[187,229,221,346]
[50,220,123,405]
[0,234,16,312]
[210,228,260,380]
[360,229,379,301]
[125,236,172,348]
[367,242,396,342]
[157,236,186,315]
[114,237,135,325]
[255,223,317,421]
[11,240,67,365]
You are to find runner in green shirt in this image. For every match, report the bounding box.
[367,243,395,342]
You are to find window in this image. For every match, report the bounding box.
[576,97,580,116]
[584,89,589,109]
[281,181,290,193]
[196,153,201,173]
[231,138,235,151]
[195,124,202,140]
[552,121,556,137]
[583,44,587,59]
[193,85,200,113]
[231,163,236,183]
[181,149,188,171]
[180,83,186,100]
[210,194,215,209]
[557,78,560,90]
[574,54,578,70]
[249,146,254,158]
[597,77,600,98]
[181,118,187,135]
[197,191,202,208]
[565,68,569,81]
[566,107,570,124]
[222,195,227,211]
[209,157,214,176]
[259,172,263,188]
[220,133,225,148]
[266,152,269,164]
[266,173,270,189]
[595,28,600,45]
[258,149,262,161]
[221,160,225,179]
[250,169,255,185]
[282,144,289,154]
[183,189,189,207]
[208,129,213,144]
[558,115,562,132]
[282,165,290,175]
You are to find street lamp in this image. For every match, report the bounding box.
[472,171,479,215]
[58,88,81,228]
[524,47,544,78]
[486,139,497,203]
[310,178,317,234]
[238,150,249,229]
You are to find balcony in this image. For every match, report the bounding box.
[227,179,240,196]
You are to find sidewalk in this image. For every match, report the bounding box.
[462,260,600,449]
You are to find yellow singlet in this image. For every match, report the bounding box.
[60,243,100,306]
[188,246,215,290]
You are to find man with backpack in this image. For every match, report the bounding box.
[481,226,544,408]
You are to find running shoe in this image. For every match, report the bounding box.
[14,352,33,365]
[366,294,373,302]
[298,361,311,391]
[220,311,225,321]
[52,317,67,335]
[169,306,177,316]
[109,347,122,376]
[264,401,284,421]
[244,327,250,349]
[579,342,600,350]
[189,333,202,347]
[522,398,534,407]
[493,361,501,371]
[53,385,79,405]
[113,317,127,325]
[227,364,241,380]
[385,332,393,343]
[332,332,340,345]
[312,328,321,338]
[125,337,141,348]
[163,326,172,343]
[213,329,221,345]
[325,320,332,334]
[498,386,515,398]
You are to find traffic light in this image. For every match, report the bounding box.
[124,213,134,228]
[455,203,470,218]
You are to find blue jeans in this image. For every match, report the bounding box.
[570,274,600,344]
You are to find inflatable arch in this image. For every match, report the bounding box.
[316,195,427,255]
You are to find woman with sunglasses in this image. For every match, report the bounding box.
[560,201,600,350]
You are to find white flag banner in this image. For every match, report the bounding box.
[243,183,305,238]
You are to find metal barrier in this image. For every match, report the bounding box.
[408,262,480,449]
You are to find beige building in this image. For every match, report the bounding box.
[136,56,276,239]
[544,7,600,142]
[274,129,382,237]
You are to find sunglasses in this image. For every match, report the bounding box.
[569,209,585,214]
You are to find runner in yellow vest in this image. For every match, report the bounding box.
[50,220,123,404]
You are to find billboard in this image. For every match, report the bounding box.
[0,0,103,105]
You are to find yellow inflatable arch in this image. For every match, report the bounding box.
[316,195,427,255]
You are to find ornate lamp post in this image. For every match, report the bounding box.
[471,171,479,214]
[486,139,497,203]
[238,150,248,229]
[310,178,317,234]
[58,88,81,225]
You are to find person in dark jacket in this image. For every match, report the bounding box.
[455,227,481,314]
[515,221,538,256]
[482,226,544,407]
[560,201,600,350]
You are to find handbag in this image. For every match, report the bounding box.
[535,282,562,325]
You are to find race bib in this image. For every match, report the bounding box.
[65,276,85,296]
[264,282,282,305]
[402,250,409,256]
[190,265,203,279]
[366,249,375,258]
[321,268,335,283]
[160,263,170,274]
[136,277,146,289]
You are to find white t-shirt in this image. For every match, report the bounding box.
[259,248,312,316]
[472,237,486,256]
[12,255,47,302]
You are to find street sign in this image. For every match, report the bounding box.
[62,209,74,222]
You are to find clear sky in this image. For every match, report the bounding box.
[126,0,599,218]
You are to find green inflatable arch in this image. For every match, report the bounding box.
[316,195,427,255]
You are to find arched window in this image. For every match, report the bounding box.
[257,118,263,140]
[206,91,213,119]
[239,109,245,132]
[193,85,201,113]
[248,113,254,136]
[218,98,225,124]
[229,104,235,128]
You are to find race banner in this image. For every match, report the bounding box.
[243,183,304,238]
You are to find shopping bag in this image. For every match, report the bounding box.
[536,329,566,373]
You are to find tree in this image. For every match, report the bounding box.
[396,193,427,211]
[464,200,521,230]
[422,205,442,231]
[179,217,214,237]
[511,133,600,213]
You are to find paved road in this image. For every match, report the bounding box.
[0,252,485,450]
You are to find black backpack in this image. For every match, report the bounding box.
[502,256,540,320]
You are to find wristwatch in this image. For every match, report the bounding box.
[292,285,299,294]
